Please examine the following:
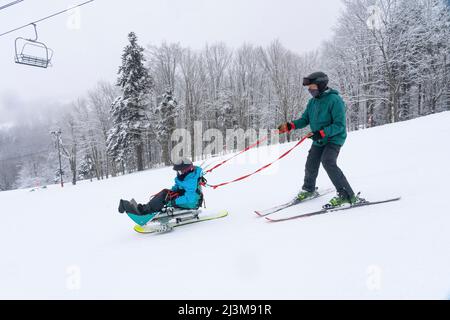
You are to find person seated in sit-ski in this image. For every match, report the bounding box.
[118,158,204,216]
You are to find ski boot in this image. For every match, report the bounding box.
[118,199,142,215]
[297,188,319,203]
[323,192,365,210]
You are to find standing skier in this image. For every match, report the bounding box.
[118,158,204,216]
[278,72,360,208]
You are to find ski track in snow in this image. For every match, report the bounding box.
[1,112,449,299]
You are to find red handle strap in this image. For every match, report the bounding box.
[205,135,270,175]
[207,135,309,190]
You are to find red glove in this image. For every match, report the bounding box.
[278,122,295,134]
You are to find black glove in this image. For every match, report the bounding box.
[310,131,325,141]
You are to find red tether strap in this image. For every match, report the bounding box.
[205,135,270,174]
[208,135,309,189]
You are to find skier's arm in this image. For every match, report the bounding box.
[171,176,183,192]
[173,183,198,207]
[292,105,310,130]
[322,98,346,138]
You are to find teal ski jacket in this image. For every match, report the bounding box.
[292,88,347,146]
[171,166,203,209]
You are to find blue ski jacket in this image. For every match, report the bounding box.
[171,166,203,209]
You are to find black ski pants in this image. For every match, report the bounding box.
[303,143,355,198]
[139,189,171,215]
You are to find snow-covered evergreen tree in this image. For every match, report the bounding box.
[107,32,154,172]
[78,155,94,181]
[155,90,178,165]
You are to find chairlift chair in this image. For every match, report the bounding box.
[14,23,53,68]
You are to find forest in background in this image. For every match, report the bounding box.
[1,0,449,191]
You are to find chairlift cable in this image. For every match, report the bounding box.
[0,0,94,38]
[0,0,24,12]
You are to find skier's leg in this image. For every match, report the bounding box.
[321,144,355,198]
[302,145,324,192]
[139,189,170,214]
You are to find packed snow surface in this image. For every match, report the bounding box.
[1,112,449,299]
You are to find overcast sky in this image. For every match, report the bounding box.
[0,0,343,126]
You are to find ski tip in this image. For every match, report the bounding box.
[254,211,264,217]
[217,210,229,217]
[264,217,276,223]
[134,225,146,233]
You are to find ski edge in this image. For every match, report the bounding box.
[265,197,402,223]
[254,188,335,218]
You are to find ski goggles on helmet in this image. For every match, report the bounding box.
[303,74,329,86]
[176,165,194,176]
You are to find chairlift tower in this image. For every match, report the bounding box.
[51,129,64,188]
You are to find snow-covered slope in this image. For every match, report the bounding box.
[1,112,449,299]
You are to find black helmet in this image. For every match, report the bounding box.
[303,72,329,93]
[172,158,194,172]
